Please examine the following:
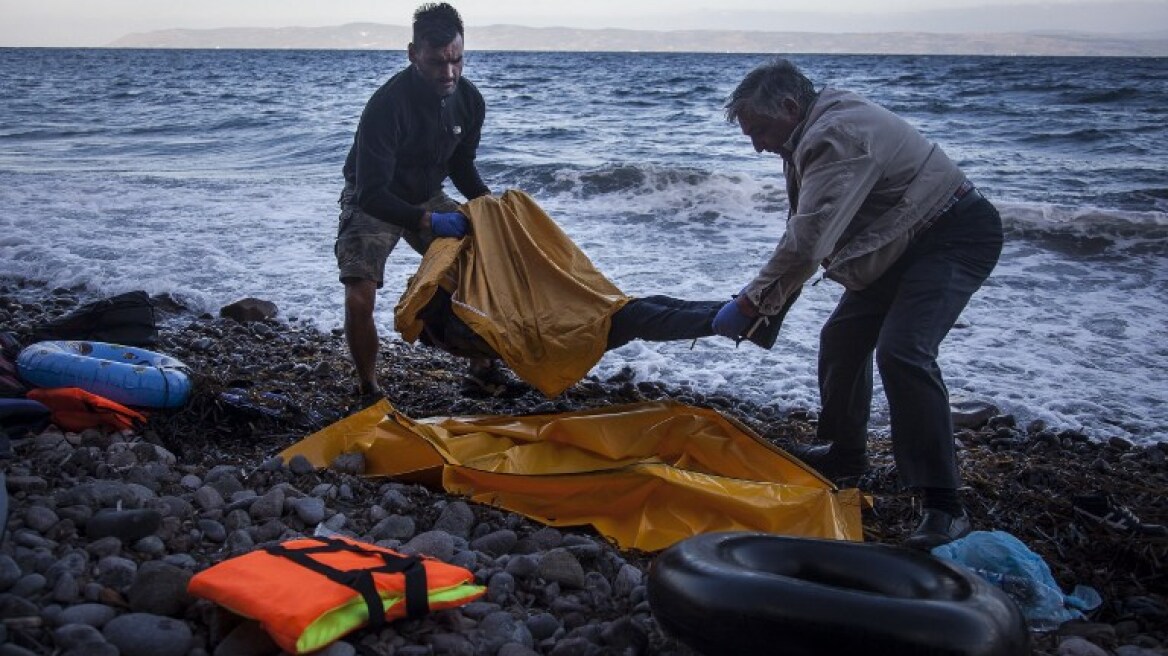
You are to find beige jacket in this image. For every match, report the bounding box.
[743,88,967,316]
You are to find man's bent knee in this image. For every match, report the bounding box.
[344,279,378,318]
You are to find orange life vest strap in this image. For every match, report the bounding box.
[262,537,429,628]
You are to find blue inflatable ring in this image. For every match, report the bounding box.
[17,340,192,409]
[648,532,1029,656]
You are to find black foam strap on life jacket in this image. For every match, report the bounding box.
[263,537,430,628]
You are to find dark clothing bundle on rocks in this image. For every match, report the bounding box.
[32,290,157,346]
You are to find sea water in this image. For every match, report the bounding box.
[1,49,1165,443]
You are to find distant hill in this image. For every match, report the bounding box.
[107,23,1168,57]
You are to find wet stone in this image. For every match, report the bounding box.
[85,508,161,542]
[103,612,192,656]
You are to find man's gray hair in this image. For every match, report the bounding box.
[725,58,818,124]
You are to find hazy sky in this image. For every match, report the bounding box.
[1,0,1162,47]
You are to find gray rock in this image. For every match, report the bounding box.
[471,529,518,557]
[198,519,227,543]
[47,551,89,584]
[193,485,226,512]
[561,534,601,560]
[95,556,137,590]
[180,474,202,490]
[248,519,286,543]
[154,495,193,519]
[487,571,516,604]
[401,530,455,562]
[248,487,285,521]
[0,555,21,592]
[103,612,192,656]
[133,535,166,556]
[24,505,59,532]
[583,571,612,604]
[287,454,315,475]
[329,452,365,475]
[51,571,81,603]
[537,549,586,589]
[225,529,256,554]
[10,573,46,597]
[52,623,107,650]
[56,603,118,628]
[479,611,535,653]
[220,297,278,323]
[370,515,416,542]
[516,527,562,553]
[612,563,643,599]
[128,561,192,617]
[380,489,410,510]
[504,554,540,579]
[433,501,475,538]
[292,496,326,525]
[85,537,122,559]
[162,553,198,569]
[86,508,161,542]
[525,612,561,641]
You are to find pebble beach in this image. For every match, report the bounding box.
[1,282,1166,656]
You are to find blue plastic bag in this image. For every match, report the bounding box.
[932,530,1101,631]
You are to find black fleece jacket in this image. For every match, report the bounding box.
[342,65,490,232]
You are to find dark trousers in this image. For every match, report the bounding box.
[606,296,721,351]
[421,292,719,358]
[817,196,1003,489]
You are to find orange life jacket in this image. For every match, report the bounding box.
[187,535,485,654]
[26,387,147,432]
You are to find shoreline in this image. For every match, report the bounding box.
[2,284,1166,655]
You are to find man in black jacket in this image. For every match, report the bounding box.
[335,3,492,406]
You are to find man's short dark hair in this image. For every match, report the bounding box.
[725,58,818,124]
[413,3,464,48]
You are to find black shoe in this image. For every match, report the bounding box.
[1072,494,1168,537]
[787,443,869,486]
[905,508,972,550]
[743,287,801,349]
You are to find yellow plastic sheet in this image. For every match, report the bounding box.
[394,190,630,397]
[282,401,863,551]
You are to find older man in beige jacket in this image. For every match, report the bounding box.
[713,58,1004,549]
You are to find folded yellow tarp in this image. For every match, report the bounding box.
[394,190,630,397]
[281,401,863,551]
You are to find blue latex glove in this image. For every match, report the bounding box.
[712,298,753,340]
[430,211,469,238]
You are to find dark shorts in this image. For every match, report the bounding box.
[334,187,460,287]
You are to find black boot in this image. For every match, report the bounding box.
[787,443,869,486]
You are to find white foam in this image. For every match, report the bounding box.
[3,163,1166,447]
